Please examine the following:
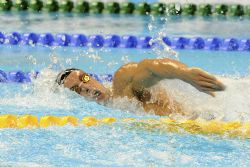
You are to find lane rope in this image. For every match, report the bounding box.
[0,1,249,16]
[0,114,249,138]
[0,32,249,51]
[0,70,112,83]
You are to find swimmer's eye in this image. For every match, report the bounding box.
[70,85,81,94]
[81,74,90,83]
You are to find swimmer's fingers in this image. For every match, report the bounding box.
[215,80,226,91]
[191,68,220,84]
[190,68,226,90]
[198,75,216,83]
[199,85,218,91]
[205,91,216,97]
[196,86,216,97]
[196,68,217,81]
[198,80,225,91]
[187,68,226,95]
[190,68,215,78]
[198,81,216,89]
[199,77,226,91]
[188,68,214,83]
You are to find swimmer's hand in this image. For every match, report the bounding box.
[185,68,226,97]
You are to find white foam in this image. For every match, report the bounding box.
[108,96,147,116]
[160,76,250,122]
[0,69,73,110]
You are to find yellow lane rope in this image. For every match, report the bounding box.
[0,114,249,138]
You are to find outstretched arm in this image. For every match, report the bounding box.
[132,58,225,96]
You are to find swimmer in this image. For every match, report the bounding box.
[56,58,225,116]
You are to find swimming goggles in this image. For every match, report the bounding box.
[56,68,90,85]
[82,74,90,83]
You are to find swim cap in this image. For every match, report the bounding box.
[55,68,80,85]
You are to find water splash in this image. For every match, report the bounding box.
[0,69,73,110]
[159,76,250,122]
[148,14,179,59]
[25,55,37,65]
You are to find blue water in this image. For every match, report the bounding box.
[1,13,250,37]
[1,45,250,75]
[0,13,250,166]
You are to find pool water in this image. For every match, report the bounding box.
[0,13,250,166]
[1,13,250,37]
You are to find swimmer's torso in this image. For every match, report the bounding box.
[112,62,183,116]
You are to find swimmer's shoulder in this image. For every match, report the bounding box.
[120,62,138,70]
[112,62,138,95]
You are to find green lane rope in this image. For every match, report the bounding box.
[166,3,182,15]
[89,1,104,14]
[105,2,120,14]
[74,0,89,13]
[59,0,74,12]
[214,4,228,15]
[44,0,58,12]
[182,4,197,16]
[120,2,134,14]
[0,1,250,16]
[228,4,244,16]
[29,0,43,12]
[135,2,150,15]
[197,4,212,16]
[13,0,28,11]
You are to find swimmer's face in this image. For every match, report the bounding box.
[63,70,109,102]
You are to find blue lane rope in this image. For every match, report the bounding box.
[0,32,249,51]
[0,70,113,83]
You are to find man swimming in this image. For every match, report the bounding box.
[56,58,225,116]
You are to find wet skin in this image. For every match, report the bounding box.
[63,58,225,116]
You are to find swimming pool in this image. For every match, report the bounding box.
[0,9,250,167]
